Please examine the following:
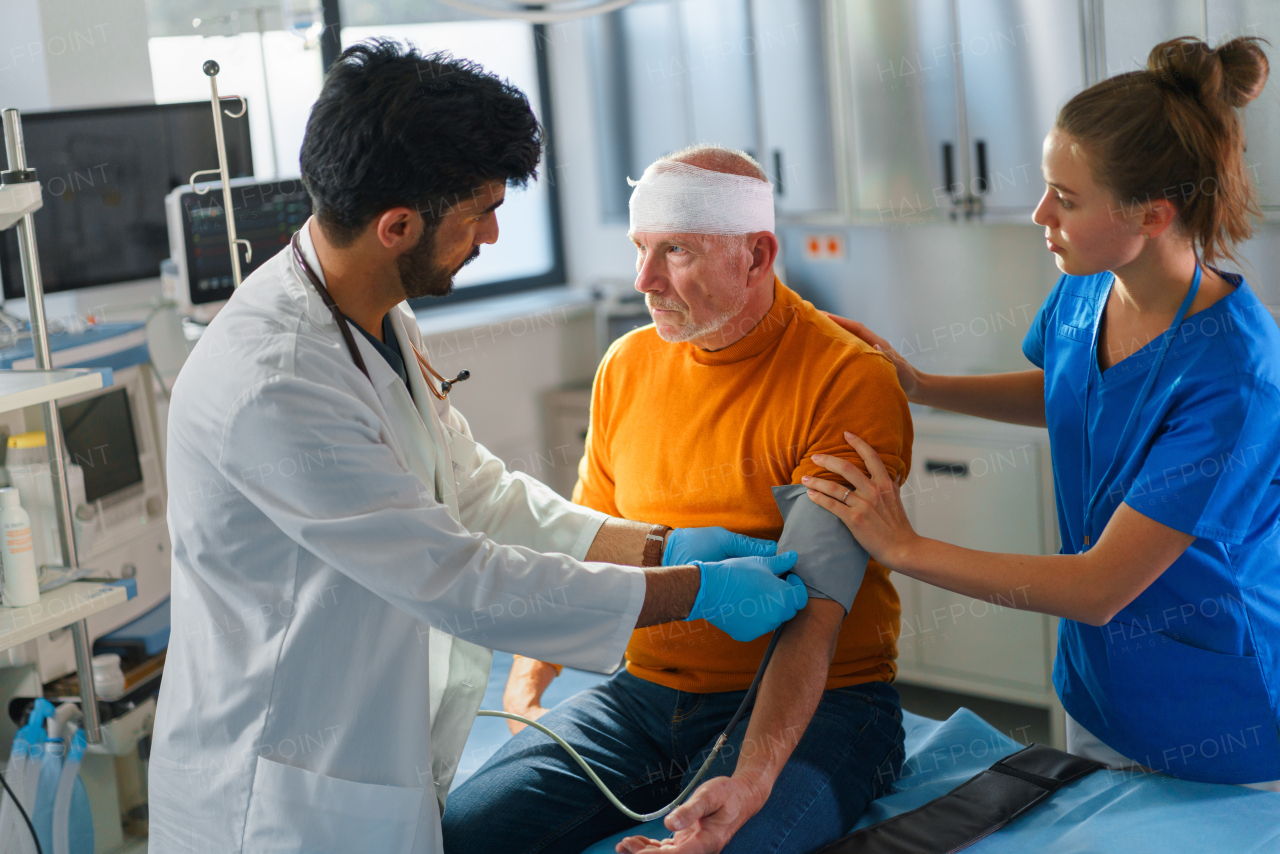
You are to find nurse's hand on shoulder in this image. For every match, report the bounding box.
[687,552,805,642]
[825,313,921,396]
[803,432,920,568]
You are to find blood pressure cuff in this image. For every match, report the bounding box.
[771,484,870,615]
[815,743,1104,854]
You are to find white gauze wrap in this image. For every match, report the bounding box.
[628,160,774,235]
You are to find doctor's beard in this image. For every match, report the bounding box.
[398,229,481,299]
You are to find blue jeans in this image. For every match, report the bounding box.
[442,671,905,854]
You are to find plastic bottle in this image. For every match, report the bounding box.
[91,654,126,701]
[0,487,40,607]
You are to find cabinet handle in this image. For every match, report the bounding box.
[942,142,956,198]
[772,150,785,196]
[975,139,988,195]
[924,460,969,477]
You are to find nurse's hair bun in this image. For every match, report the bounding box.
[1057,36,1270,267]
[1148,36,1269,110]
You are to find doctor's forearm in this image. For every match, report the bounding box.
[635,564,700,627]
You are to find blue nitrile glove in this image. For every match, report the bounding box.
[663,526,778,566]
[687,552,807,642]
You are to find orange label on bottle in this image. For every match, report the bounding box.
[6,526,33,553]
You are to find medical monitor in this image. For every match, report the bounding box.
[165,177,311,315]
[0,101,253,299]
[59,388,145,504]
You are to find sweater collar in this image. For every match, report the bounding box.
[682,277,797,366]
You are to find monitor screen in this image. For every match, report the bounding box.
[1,101,253,298]
[181,179,311,304]
[59,388,144,503]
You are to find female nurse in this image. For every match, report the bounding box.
[806,35,1280,788]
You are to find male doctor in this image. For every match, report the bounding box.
[149,40,805,854]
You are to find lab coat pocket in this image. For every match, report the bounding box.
[1105,629,1280,784]
[242,755,424,853]
[443,424,477,484]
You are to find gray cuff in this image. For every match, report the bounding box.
[772,484,870,614]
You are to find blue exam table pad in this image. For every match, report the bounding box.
[456,653,1280,853]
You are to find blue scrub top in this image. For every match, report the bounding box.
[1024,270,1280,784]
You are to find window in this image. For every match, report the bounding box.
[147,3,565,304]
[339,18,566,303]
[146,13,325,180]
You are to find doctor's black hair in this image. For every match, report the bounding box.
[299,39,543,247]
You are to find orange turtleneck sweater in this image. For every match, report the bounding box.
[572,278,913,692]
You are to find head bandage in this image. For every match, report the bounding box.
[628,160,774,235]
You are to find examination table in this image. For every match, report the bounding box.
[454,653,1280,853]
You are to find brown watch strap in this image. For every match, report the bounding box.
[641,524,672,567]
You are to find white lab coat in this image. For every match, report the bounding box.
[148,223,645,854]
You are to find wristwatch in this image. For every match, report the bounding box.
[641,524,672,567]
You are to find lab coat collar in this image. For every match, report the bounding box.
[292,218,406,395]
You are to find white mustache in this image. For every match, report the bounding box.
[646,297,687,313]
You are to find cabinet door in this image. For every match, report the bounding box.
[904,439,1049,691]
[1207,1,1280,208]
[750,0,838,214]
[590,0,763,214]
[1103,0,1204,78]
[830,0,962,221]
[679,0,759,156]
[616,1,692,177]
[958,0,1086,213]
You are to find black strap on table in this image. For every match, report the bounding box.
[817,743,1104,854]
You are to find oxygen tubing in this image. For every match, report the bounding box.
[51,729,86,854]
[476,626,784,823]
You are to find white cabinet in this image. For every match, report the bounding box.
[586,0,837,218]
[827,0,1085,221]
[750,0,838,214]
[1101,0,1204,78]
[957,0,1086,213]
[827,0,961,221]
[894,414,1065,745]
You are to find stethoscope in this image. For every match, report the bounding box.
[291,229,770,822]
[1079,261,1202,548]
[290,230,470,399]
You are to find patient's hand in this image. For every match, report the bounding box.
[615,773,768,854]
[502,656,559,735]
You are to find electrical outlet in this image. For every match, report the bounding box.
[802,233,845,261]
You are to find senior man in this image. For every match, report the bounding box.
[442,146,914,854]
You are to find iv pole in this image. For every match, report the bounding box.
[188,60,252,288]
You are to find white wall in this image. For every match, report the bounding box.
[0,0,154,112]
[419,302,598,479]
[0,0,52,111]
